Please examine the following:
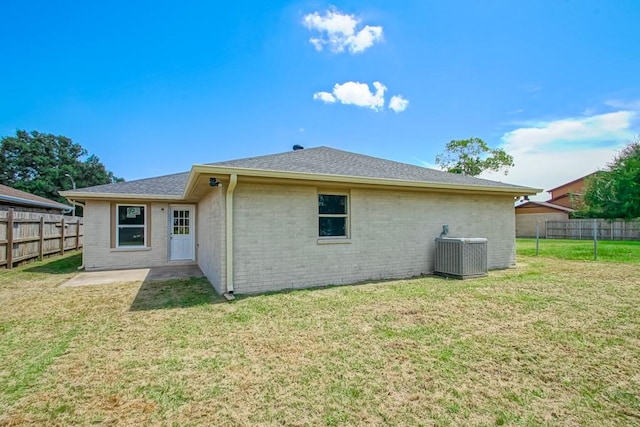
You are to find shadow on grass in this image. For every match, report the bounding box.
[22,252,83,274]
[230,273,444,302]
[130,276,225,311]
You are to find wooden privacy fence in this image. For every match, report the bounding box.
[0,208,83,269]
[545,219,640,240]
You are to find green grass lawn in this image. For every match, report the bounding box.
[1,251,639,425]
[517,238,640,263]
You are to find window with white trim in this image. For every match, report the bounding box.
[318,194,348,238]
[116,204,146,247]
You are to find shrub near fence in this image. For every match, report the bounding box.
[0,208,83,269]
[546,219,640,241]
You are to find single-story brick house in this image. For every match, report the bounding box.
[60,146,539,295]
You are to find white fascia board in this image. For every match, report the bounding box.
[59,191,184,201]
[186,164,542,197]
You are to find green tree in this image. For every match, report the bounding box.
[579,138,640,219]
[435,137,514,176]
[0,130,123,204]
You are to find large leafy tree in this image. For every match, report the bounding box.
[435,137,514,176]
[0,130,123,204]
[579,138,640,219]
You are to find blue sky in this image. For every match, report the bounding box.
[2,1,639,199]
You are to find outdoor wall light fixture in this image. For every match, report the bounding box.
[209,177,220,187]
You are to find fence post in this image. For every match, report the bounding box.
[60,218,65,255]
[545,221,548,239]
[6,208,13,269]
[535,222,540,256]
[593,219,598,261]
[75,219,80,250]
[39,217,45,260]
[578,220,582,240]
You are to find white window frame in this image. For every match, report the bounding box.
[116,203,147,248]
[318,192,350,240]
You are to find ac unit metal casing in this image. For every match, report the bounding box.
[434,237,488,279]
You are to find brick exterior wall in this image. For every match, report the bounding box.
[84,200,184,270]
[229,183,516,294]
[84,183,517,293]
[515,212,569,237]
[196,187,226,293]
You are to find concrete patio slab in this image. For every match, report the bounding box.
[62,265,204,287]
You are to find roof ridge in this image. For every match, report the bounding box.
[119,170,190,183]
[204,145,328,166]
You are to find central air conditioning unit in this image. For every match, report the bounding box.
[434,237,488,279]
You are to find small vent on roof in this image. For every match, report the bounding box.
[292,144,304,151]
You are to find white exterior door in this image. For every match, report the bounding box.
[170,205,195,261]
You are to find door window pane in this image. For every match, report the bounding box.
[171,209,193,235]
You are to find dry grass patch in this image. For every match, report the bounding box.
[1,252,639,425]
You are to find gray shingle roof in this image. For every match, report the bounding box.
[70,172,189,195]
[207,146,529,189]
[65,146,532,197]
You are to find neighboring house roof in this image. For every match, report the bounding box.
[515,200,575,213]
[546,193,576,209]
[0,184,72,211]
[546,172,597,194]
[537,171,600,211]
[61,146,541,200]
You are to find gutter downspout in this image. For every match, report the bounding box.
[67,199,85,211]
[67,199,86,270]
[224,174,238,300]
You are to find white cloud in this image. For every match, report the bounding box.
[313,81,410,113]
[313,91,336,103]
[313,81,386,111]
[302,9,383,54]
[605,99,640,110]
[309,38,323,51]
[502,111,634,154]
[389,95,409,113]
[334,81,386,110]
[347,25,383,53]
[480,110,637,199]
